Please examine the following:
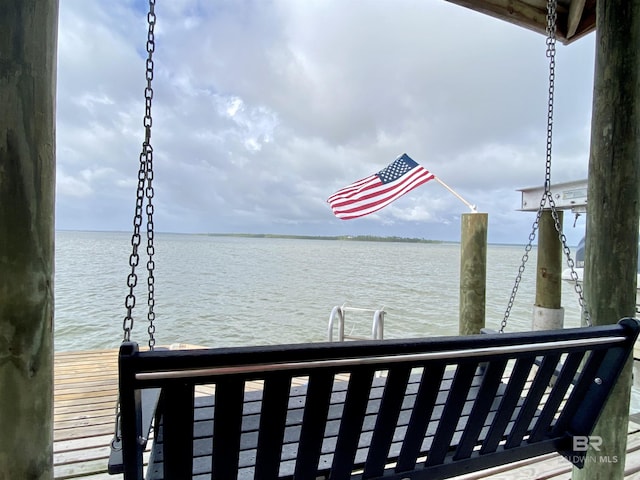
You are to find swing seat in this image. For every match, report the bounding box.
[109,318,639,480]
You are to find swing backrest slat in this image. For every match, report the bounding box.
[112,318,639,480]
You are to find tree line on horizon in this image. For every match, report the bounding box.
[206,233,444,244]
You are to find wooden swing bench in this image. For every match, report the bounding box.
[109,318,639,480]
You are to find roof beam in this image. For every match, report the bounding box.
[567,0,587,37]
[565,0,596,41]
[444,0,596,44]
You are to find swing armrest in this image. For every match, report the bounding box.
[108,387,162,475]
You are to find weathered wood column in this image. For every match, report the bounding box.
[0,1,58,479]
[573,1,640,478]
[532,210,564,330]
[459,213,488,335]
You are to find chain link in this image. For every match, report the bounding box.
[501,0,590,331]
[115,0,157,448]
[122,0,157,347]
[501,210,543,332]
[543,0,590,326]
[549,200,591,326]
[144,1,157,349]
[111,403,122,450]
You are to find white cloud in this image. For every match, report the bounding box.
[55,0,596,244]
[57,172,92,197]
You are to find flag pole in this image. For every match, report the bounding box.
[434,176,477,213]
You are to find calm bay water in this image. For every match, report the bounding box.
[54,230,585,352]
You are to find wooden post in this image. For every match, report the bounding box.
[459,213,488,335]
[0,1,58,479]
[573,1,640,478]
[532,210,564,330]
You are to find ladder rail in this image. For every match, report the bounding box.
[329,305,385,342]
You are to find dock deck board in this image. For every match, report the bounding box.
[53,347,640,479]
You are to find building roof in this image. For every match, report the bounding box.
[444,0,596,44]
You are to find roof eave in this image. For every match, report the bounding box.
[444,0,596,45]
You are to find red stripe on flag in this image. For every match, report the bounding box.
[327,158,435,220]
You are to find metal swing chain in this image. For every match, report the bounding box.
[122,0,157,349]
[500,0,590,332]
[114,0,158,452]
[541,1,590,327]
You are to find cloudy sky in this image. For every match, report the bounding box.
[56,0,596,244]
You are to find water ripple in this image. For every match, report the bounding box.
[55,232,584,351]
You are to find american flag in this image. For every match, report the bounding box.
[327,153,435,220]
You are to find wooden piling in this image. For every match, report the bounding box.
[573,1,640,478]
[459,213,488,335]
[533,210,564,331]
[0,1,58,479]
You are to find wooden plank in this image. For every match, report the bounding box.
[54,424,115,442]
[55,349,112,359]
[54,457,111,479]
[55,379,119,390]
[55,405,116,418]
[55,415,115,431]
[567,0,587,37]
[54,445,112,467]
[54,450,151,480]
[55,395,119,410]
[54,434,116,454]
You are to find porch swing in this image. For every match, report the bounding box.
[108,1,639,479]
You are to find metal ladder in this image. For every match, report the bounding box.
[328,305,385,341]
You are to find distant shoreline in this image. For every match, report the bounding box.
[205,233,445,244]
[55,230,536,247]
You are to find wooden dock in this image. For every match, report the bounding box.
[54,348,120,480]
[54,347,640,480]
